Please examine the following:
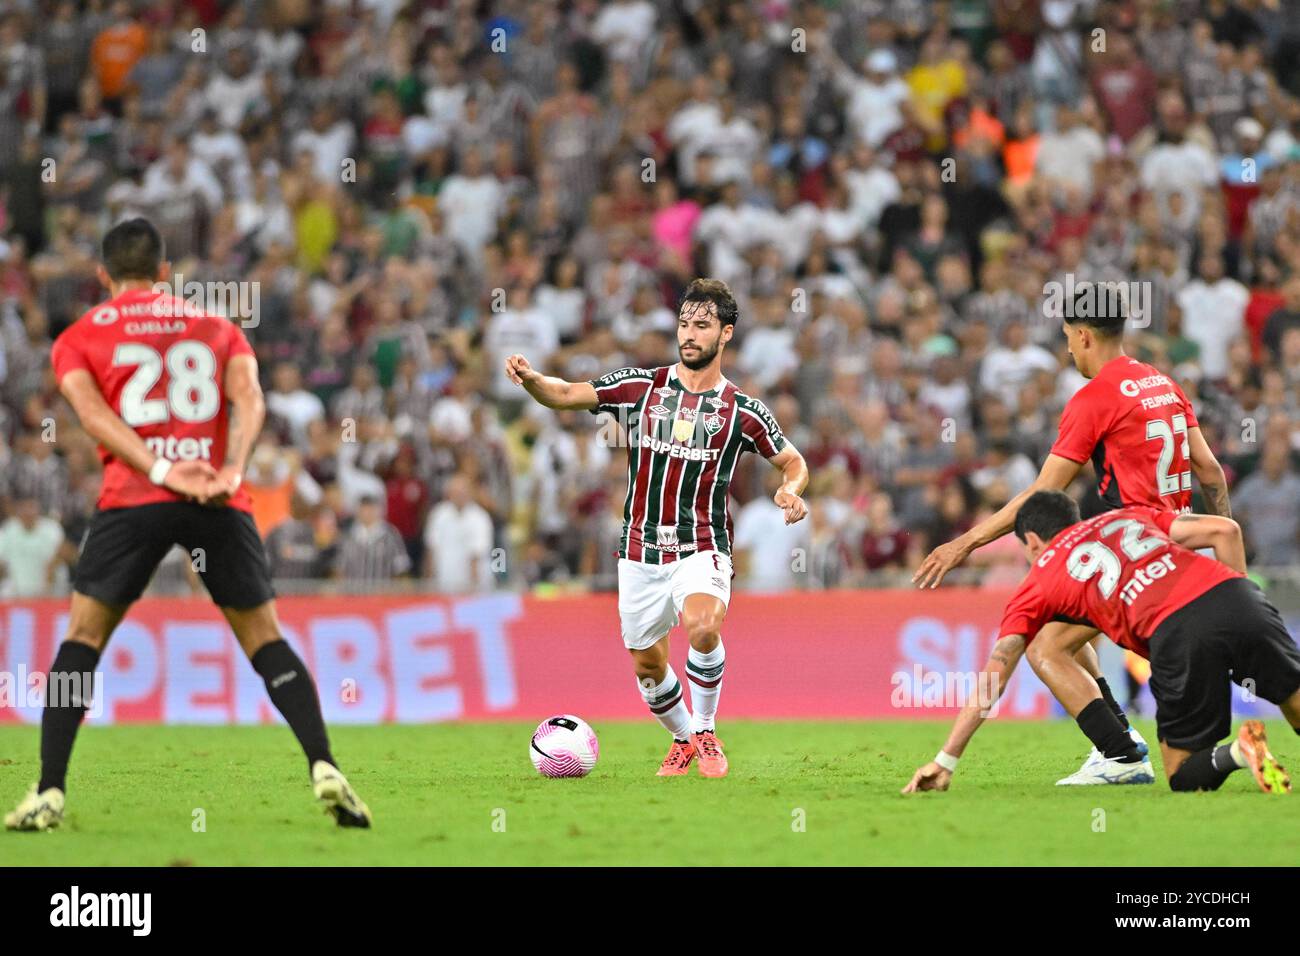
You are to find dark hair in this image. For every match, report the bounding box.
[1062,281,1125,339]
[678,277,739,328]
[102,217,164,280]
[1013,490,1081,543]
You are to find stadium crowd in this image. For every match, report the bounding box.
[1,0,1300,599]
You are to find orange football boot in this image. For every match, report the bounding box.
[657,739,696,776]
[1236,720,1290,794]
[691,730,728,778]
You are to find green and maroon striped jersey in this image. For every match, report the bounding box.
[588,364,788,563]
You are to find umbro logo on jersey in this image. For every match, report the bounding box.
[648,404,670,418]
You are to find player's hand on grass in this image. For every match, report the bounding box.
[201,465,244,507]
[505,353,537,386]
[913,538,971,589]
[774,490,807,524]
[163,460,220,502]
[902,761,952,793]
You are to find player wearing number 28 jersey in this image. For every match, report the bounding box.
[52,286,256,512]
[6,218,370,833]
[506,279,809,779]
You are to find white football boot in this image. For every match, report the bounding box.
[4,784,65,831]
[311,761,372,828]
[1057,728,1155,785]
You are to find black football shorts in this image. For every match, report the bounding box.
[73,502,275,609]
[1148,577,1300,751]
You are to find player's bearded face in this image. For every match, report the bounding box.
[678,306,723,370]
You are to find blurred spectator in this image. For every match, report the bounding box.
[1235,437,1300,566]
[423,472,494,594]
[1177,251,1249,380]
[334,494,410,582]
[0,495,68,598]
[733,469,812,592]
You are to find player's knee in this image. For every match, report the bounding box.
[1024,639,1049,672]
[683,613,722,651]
[629,645,667,680]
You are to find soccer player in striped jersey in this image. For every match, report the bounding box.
[911,285,1233,785]
[505,278,809,777]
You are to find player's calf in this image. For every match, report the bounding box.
[682,592,727,738]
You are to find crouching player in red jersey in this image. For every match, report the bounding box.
[906,490,1299,794]
[5,219,370,831]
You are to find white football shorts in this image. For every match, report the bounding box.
[616,549,732,650]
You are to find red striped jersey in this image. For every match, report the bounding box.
[1051,356,1199,514]
[997,506,1241,658]
[589,364,787,563]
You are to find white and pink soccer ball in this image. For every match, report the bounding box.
[529,715,599,778]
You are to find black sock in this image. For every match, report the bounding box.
[1076,698,1142,762]
[1209,743,1240,773]
[1095,677,1130,730]
[38,642,101,793]
[1170,747,1235,791]
[250,640,334,772]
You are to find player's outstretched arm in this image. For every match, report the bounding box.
[768,445,809,524]
[1167,514,1247,573]
[504,353,598,411]
[913,453,1083,589]
[902,633,1026,793]
[58,369,217,500]
[1187,425,1231,518]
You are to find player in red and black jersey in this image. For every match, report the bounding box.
[506,278,809,778]
[907,491,1299,793]
[912,286,1233,783]
[5,219,370,832]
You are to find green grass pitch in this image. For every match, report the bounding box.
[1,720,1296,866]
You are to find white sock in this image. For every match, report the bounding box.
[687,640,725,733]
[638,666,692,740]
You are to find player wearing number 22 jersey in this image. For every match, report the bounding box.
[6,218,370,835]
[506,278,809,780]
[1051,355,1199,514]
[907,295,1233,792]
